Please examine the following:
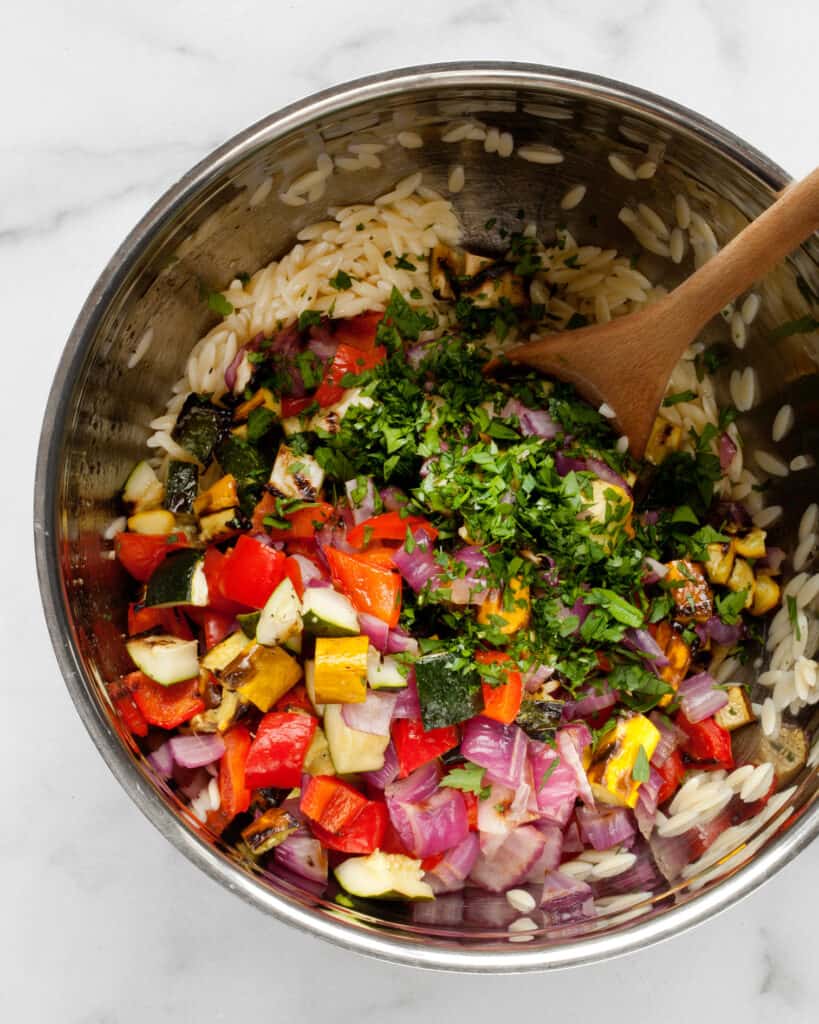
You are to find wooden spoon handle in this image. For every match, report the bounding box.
[672,166,819,327]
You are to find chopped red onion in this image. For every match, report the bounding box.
[224,348,246,393]
[525,824,563,882]
[341,690,398,735]
[274,834,328,883]
[148,741,174,777]
[623,628,670,670]
[713,501,752,530]
[392,672,421,719]
[426,833,481,893]
[561,684,617,722]
[387,788,468,858]
[289,553,327,588]
[643,557,669,584]
[523,662,555,692]
[361,742,399,790]
[678,671,728,723]
[461,717,528,791]
[561,820,584,855]
[393,528,441,593]
[478,783,515,850]
[757,546,786,574]
[529,741,579,827]
[540,870,595,922]
[386,628,419,656]
[635,766,664,838]
[380,486,409,512]
[501,397,560,439]
[169,733,225,769]
[556,724,594,807]
[554,452,588,477]
[584,457,632,497]
[358,612,390,652]
[345,477,377,525]
[307,323,338,363]
[719,431,738,471]
[385,760,439,803]
[702,616,744,647]
[469,825,547,892]
[592,844,661,897]
[315,522,354,558]
[576,805,635,850]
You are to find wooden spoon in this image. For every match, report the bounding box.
[503,166,819,457]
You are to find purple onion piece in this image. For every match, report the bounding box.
[274,834,328,884]
[387,788,468,858]
[576,805,636,851]
[357,612,390,652]
[426,832,481,894]
[148,740,174,777]
[385,760,440,804]
[361,742,399,790]
[540,870,595,923]
[341,690,398,736]
[168,733,225,769]
[461,717,528,791]
[677,671,729,723]
[469,825,547,892]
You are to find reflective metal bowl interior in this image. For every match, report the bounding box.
[35,64,819,971]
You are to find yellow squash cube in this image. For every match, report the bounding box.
[704,541,736,585]
[587,714,661,808]
[751,574,781,616]
[735,528,767,559]
[222,644,303,711]
[726,558,755,608]
[313,636,369,703]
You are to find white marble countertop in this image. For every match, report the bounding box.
[4,1,818,1020]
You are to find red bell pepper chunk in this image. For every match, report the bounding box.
[252,494,334,539]
[185,608,236,651]
[314,342,387,407]
[207,725,253,834]
[476,650,523,725]
[311,801,388,855]
[128,604,194,640]
[379,819,415,857]
[201,547,248,615]
[391,718,459,778]
[123,671,205,730]
[273,683,315,716]
[421,851,446,873]
[676,713,734,771]
[333,311,384,350]
[107,679,149,737]
[346,512,439,549]
[115,531,188,582]
[244,712,317,790]
[281,396,315,418]
[219,535,286,609]
[325,546,402,627]
[463,790,479,831]
[282,556,304,599]
[300,775,368,834]
[656,748,686,805]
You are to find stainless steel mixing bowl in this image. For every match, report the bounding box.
[34,62,819,971]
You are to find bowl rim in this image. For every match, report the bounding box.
[34,60,818,973]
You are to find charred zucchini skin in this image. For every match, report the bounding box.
[144,548,207,607]
[171,394,232,463]
[165,460,199,514]
[415,652,483,730]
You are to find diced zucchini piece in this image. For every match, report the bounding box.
[751,573,780,616]
[715,685,755,732]
[201,630,250,672]
[257,577,303,647]
[144,549,209,608]
[126,635,199,686]
[171,394,231,463]
[735,528,767,559]
[704,541,736,585]
[726,558,755,608]
[313,636,369,703]
[334,851,434,901]
[323,703,390,773]
[367,648,408,691]
[237,611,261,639]
[477,576,531,634]
[302,725,335,776]
[731,723,808,785]
[214,436,272,516]
[199,508,240,543]
[304,660,325,717]
[515,699,563,740]
[588,714,660,808]
[223,644,302,711]
[301,587,360,637]
[165,460,198,514]
[415,651,483,729]
[123,460,165,512]
[269,445,325,500]
[127,509,176,535]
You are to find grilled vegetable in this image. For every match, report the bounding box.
[731,723,808,784]
[665,560,713,622]
[645,418,681,465]
[126,635,200,686]
[714,685,755,732]
[269,445,325,501]
[704,541,735,585]
[726,557,755,608]
[515,699,563,740]
[164,460,198,514]
[201,630,250,672]
[323,703,390,773]
[651,620,691,706]
[240,807,299,856]
[587,714,661,807]
[477,576,531,635]
[199,509,241,543]
[313,636,369,704]
[190,689,242,734]
[222,644,302,711]
[415,651,483,729]
[234,387,280,422]
[144,549,209,608]
[751,574,781,616]
[735,528,767,559]
[301,587,360,637]
[193,474,239,516]
[334,851,433,901]
[303,725,335,775]
[123,460,165,512]
[256,577,303,647]
[366,649,407,691]
[171,394,231,463]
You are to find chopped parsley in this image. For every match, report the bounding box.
[632,744,650,783]
[439,762,491,799]
[329,270,353,291]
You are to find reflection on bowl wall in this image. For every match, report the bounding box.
[35,63,819,972]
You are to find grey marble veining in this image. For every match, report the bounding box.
[3,1,818,1021]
